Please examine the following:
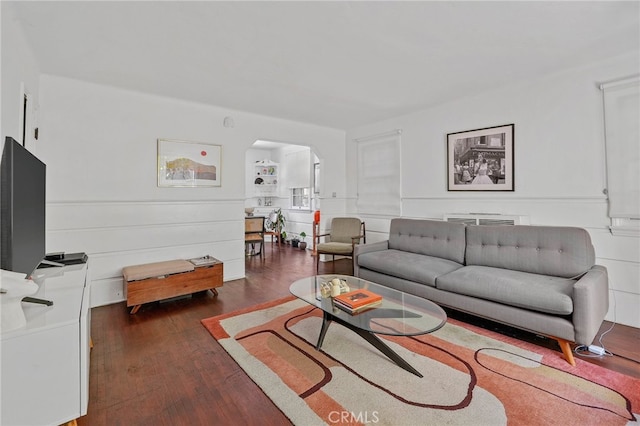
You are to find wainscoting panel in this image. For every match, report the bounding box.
[47,221,240,254]
[47,200,240,229]
[46,200,247,307]
[606,290,640,328]
[597,258,640,296]
[590,228,640,264]
[401,196,609,228]
[90,277,127,308]
[589,229,640,327]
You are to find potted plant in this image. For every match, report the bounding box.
[267,208,286,242]
[298,232,308,250]
[291,234,300,248]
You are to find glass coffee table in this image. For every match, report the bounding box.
[290,274,447,377]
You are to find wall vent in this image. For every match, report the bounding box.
[443,213,530,226]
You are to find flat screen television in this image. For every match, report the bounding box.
[1,136,46,276]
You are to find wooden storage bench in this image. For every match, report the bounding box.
[123,258,223,314]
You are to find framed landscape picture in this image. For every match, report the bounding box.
[447,124,514,191]
[157,139,222,187]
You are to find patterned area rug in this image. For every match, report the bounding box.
[202,297,639,425]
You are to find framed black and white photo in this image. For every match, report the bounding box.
[447,124,514,191]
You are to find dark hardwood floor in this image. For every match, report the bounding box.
[79,242,640,425]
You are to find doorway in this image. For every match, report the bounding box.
[245,140,320,246]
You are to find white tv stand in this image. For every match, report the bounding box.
[1,262,91,425]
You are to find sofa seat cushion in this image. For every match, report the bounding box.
[122,259,194,282]
[358,249,463,287]
[436,265,574,315]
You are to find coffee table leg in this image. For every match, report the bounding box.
[317,312,423,378]
[350,327,423,378]
[316,311,333,349]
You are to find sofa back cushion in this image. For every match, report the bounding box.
[465,225,595,278]
[388,219,466,264]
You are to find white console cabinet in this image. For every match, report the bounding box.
[1,262,91,425]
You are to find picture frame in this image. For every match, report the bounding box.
[157,139,222,187]
[447,124,514,191]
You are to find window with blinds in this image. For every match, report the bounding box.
[356,130,402,216]
[285,149,311,189]
[285,148,312,211]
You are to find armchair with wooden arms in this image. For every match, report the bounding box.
[315,217,366,273]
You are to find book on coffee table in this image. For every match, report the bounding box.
[333,298,382,314]
[333,289,382,314]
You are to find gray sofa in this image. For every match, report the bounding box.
[353,218,609,365]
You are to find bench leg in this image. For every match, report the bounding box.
[130,305,141,315]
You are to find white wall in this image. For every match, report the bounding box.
[1,3,41,151]
[37,75,345,307]
[345,52,640,329]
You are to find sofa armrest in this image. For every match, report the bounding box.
[572,265,609,345]
[353,240,389,276]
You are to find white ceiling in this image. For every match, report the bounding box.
[6,1,639,130]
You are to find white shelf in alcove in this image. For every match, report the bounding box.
[253,160,278,196]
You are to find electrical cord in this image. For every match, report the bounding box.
[574,344,614,358]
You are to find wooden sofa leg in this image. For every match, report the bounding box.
[555,338,576,366]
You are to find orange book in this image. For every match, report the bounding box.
[333,299,382,315]
[334,289,382,309]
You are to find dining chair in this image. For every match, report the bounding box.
[245,216,265,258]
